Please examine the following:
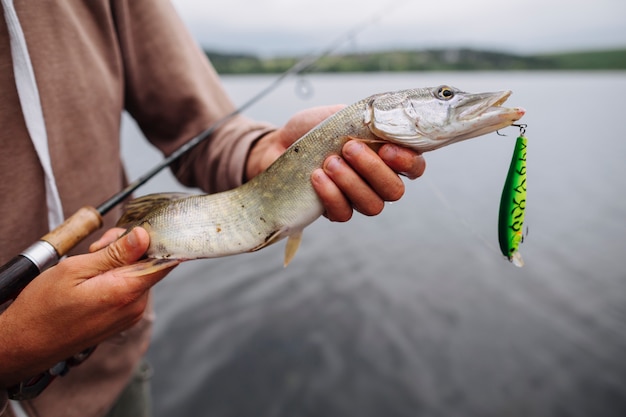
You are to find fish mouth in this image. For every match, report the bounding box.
[458,90,525,122]
[444,89,525,144]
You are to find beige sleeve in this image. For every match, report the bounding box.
[112,0,274,193]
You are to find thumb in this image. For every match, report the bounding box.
[90,227,150,274]
[89,227,127,253]
[76,227,177,302]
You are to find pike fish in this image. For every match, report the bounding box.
[118,85,525,265]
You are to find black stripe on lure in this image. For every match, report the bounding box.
[498,124,528,267]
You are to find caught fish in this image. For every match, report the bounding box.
[498,133,528,267]
[118,85,525,265]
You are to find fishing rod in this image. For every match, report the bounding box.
[0,1,407,305]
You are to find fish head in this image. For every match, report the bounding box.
[365,85,525,152]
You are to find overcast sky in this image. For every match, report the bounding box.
[170,0,626,56]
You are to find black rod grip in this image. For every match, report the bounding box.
[0,255,40,304]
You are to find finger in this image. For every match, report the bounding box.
[378,144,427,180]
[80,246,177,306]
[311,168,353,222]
[83,227,150,276]
[342,140,405,202]
[89,227,127,252]
[322,155,384,216]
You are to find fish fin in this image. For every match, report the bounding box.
[345,135,387,153]
[249,228,303,266]
[251,228,287,252]
[346,135,387,146]
[283,231,303,267]
[117,192,192,227]
[115,258,181,277]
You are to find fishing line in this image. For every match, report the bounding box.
[120,0,411,207]
[424,177,502,257]
[2,0,420,400]
[425,123,530,265]
[292,0,411,100]
[424,124,527,256]
[0,0,412,303]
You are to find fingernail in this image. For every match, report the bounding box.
[379,144,398,161]
[88,241,101,253]
[343,140,364,157]
[311,168,326,184]
[125,228,138,249]
[325,156,342,173]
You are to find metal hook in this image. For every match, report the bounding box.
[513,123,527,136]
[497,123,528,137]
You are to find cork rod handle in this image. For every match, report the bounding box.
[41,206,103,256]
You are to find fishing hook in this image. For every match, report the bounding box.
[497,123,528,136]
[515,123,527,136]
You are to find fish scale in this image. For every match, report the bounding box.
[118,86,525,265]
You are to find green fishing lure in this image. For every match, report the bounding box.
[498,129,527,267]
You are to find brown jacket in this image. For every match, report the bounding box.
[0,1,273,415]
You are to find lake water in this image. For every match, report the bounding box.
[120,72,626,417]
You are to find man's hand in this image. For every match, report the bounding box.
[0,227,178,387]
[246,105,426,222]
[311,139,425,221]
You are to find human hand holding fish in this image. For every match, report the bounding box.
[0,227,177,389]
[0,90,442,388]
[246,104,426,222]
[117,85,525,267]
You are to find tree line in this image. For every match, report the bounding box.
[205,47,626,74]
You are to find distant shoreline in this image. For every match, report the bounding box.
[205,47,626,74]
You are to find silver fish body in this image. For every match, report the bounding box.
[118,86,525,264]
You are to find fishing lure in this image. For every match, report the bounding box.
[498,125,528,267]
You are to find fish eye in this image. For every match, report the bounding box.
[436,86,455,100]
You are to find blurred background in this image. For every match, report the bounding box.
[171,0,626,56]
[119,1,626,416]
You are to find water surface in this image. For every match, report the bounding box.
[120,72,626,417]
